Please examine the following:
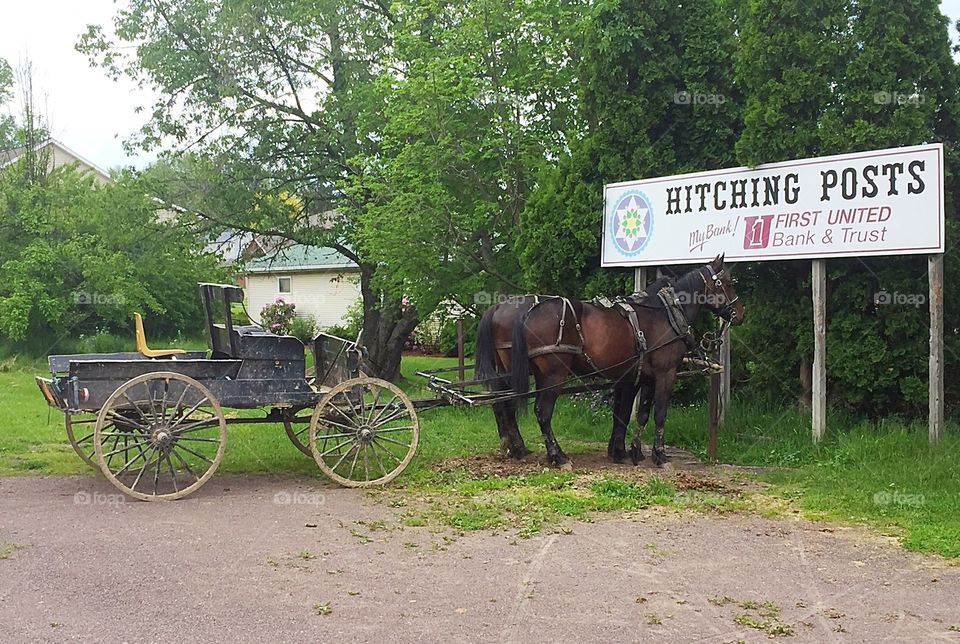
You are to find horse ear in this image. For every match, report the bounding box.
[712,253,724,269]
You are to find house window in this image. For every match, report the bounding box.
[278,276,292,293]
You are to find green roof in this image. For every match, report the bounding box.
[242,244,357,273]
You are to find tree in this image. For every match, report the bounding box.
[732,0,960,412]
[0,58,15,149]
[78,0,419,379]
[517,0,741,295]
[345,0,583,321]
[0,164,226,346]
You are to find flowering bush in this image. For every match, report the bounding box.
[260,298,297,335]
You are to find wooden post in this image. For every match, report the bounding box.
[708,372,719,460]
[633,267,648,293]
[929,254,944,444]
[812,260,827,443]
[719,324,731,425]
[456,318,465,384]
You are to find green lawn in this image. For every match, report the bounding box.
[2,353,958,558]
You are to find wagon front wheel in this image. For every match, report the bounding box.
[310,377,419,487]
[94,372,227,501]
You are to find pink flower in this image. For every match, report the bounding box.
[402,296,410,307]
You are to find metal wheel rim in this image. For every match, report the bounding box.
[65,412,99,470]
[309,377,419,487]
[94,372,227,501]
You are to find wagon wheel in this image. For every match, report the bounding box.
[93,372,227,501]
[65,412,99,470]
[282,408,313,457]
[309,377,419,487]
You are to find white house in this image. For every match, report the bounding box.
[241,244,361,329]
[0,138,112,184]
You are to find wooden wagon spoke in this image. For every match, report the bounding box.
[170,446,201,483]
[173,442,215,464]
[347,445,362,479]
[328,441,359,472]
[369,442,389,477]
[319,438,356,458]
[372,405,408,428]
[153,448,163,496]
[317,417,358,433]
[375,434,412,449]
[121,393,150,423]
[101,439,151,459]
[159,379,170,425]
[173,436,221,443]
[170,418,221,435]
[111,444,153,475]
[168,396,212,429]
[106,409,148,431]
[370,439,403,464]
[373,425,415,434]
[364,386,382,425]
[130,448,161,492]
[165,454,180,493]
[368,394,399,426]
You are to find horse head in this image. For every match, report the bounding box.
[700,254,744,325]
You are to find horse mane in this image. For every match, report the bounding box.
[675,266,703,294]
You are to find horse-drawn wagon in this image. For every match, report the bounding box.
[36,283,420,500]
[36,257,739,502]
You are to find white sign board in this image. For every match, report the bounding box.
[601,143,944,266]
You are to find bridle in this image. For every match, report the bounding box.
[699,265,740,322]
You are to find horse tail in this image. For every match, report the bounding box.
[474,305,499,384]
[510,309,531,399]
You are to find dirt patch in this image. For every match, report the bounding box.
[430,446,754,494]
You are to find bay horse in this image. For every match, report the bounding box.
[474,294,656,461]
[476,255,743,468]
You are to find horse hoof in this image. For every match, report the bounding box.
[652,449,667,466]
[629,445,645,465]
[559,461,573,472]
[609,449,627,464]
[511,447,533,460]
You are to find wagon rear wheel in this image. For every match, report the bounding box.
[309,377,419,487]
[282,408,313,457]
[65,412,99,470]
[94,372,227,501]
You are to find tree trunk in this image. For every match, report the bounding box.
[357,262,419,381]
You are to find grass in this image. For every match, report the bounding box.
[1,353,959,558]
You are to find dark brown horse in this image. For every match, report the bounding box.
[474,295,649,461]
[475,255,743,468]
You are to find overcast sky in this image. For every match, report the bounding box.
[2,0,959,171]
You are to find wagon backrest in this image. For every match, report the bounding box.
[198,283,245,358]
[312,333,361,388]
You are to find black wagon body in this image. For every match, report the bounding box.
[36,283,419,501]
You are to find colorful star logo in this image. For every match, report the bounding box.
[610,191,653,255]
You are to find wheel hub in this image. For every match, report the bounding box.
[152,427,174,451]
[357,426,374,443]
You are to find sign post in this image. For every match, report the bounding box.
[603,143,945,444]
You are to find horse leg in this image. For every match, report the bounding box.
[491,377,531,459]
[533,362,570,469]
[651,371,677,466]
[630,380,654,464]
[608,383,638,463]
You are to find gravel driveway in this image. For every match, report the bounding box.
[1,475,958,643]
